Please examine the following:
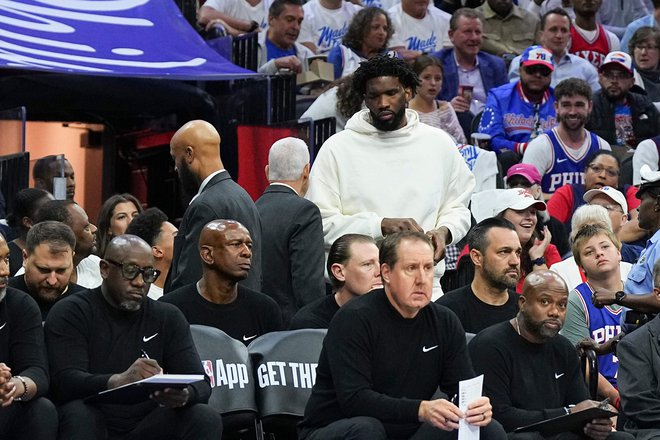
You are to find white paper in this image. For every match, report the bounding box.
[458,374,484,440]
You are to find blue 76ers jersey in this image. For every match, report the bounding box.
[541,128,601,194]
[574,282,622,387]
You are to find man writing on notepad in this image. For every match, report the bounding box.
[44,235,223,440]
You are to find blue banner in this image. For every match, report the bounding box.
[0,0,258,79]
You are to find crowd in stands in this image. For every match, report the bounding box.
[2,0,660,438]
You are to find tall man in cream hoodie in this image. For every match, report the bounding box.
[306,55,475,299]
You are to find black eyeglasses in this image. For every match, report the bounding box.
[105,259,160,283]
[524,65,552,77]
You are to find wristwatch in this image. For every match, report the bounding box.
[531,256,546,266]
[247,20,259,32]
[614,290,626,305]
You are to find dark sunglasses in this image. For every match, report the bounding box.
[524,65,552,77]
[105,259,160,283]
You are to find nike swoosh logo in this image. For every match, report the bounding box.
[243,334,257,341]
[422,345,438,353]
[0,323,6,330]
[142,333,158,342]
[557,158,568,163]
[555,373,564,379]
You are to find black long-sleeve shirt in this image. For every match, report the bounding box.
[469,321,589,432]
[44,288,210,407]
[0,287,49,397]
[300,289,473,439]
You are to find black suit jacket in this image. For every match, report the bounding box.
[166,171,262,292]
[255,184,325,326]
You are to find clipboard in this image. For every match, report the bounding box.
[514,407,617,436]
[85,374,205,405]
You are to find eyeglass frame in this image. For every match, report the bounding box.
[634,44,659,51]
[104,259,161,283]
[600,70,633,81]
[587,164,620,178]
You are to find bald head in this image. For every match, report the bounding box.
[105,235,153,263]
[199,219,253,282]
[516,270,568,343]
[170,120,224,188]
[522,270,568,297]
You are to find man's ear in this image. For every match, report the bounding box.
[265,164,270,180]
[381,263,391,284]
[200,245,214,265]
[470,248,483,268]
[21,249,28,268]
[99,259,110,279]
[331,263,345,282]
[184,145,195,164]
[152,245,163,259]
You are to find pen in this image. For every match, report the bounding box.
[141,349,150,359]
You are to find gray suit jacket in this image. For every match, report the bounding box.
[255,184,325,326]
[166,171,262,292]
[618,314,660,438]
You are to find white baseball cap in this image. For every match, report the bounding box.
[583,186,628,213]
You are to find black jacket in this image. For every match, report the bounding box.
[586,90,659,147]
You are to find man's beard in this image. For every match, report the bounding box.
[178,160,201,198]
[370,106,406,131]
[521,310,562,340]
[482,260,519,290]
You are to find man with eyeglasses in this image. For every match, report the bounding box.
[161,219,282,346]
[45,234,223,440]
[523,77,610,198]
[586,51,659,149]
[478,45,557,171]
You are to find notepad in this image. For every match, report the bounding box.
[85,374,205,404]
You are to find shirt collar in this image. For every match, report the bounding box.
[190,169,226,204]
[453,50,479,70]
[270,182,299,195]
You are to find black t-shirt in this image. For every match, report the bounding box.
[289,294,340,330]
[8,275,85,321]
[160,283,283,345]
[436,284,518,334]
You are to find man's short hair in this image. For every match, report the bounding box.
[570,204,612,242]
[554,78,592,102]
[32,155,60,181]
[25,221,76,254]
[125,207,168,247]
[352,54,420,96]
[449,7,481,31]
[572,224,621,269]
[467,217,517,253]
[7,188,51,235]
[267,137,310,181]
[540,7,571,30]
[269,0,303,18]
[379,231,432,268]
[327,234,377,290]
[35,199,76,225]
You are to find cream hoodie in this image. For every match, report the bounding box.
[306,108,475,282]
